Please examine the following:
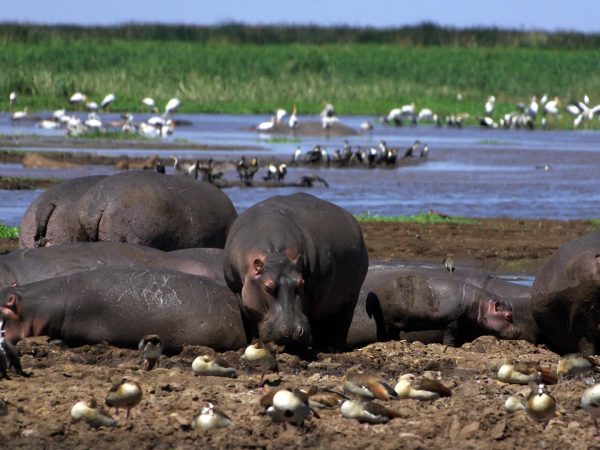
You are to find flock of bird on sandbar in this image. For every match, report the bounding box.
[5,91,600,139]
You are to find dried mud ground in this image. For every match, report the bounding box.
[1,219,599,449]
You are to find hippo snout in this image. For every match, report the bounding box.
[259,317,312,347]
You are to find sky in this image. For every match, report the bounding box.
[3,0,600,33]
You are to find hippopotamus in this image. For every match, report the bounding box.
[347,265,535,349]
[531,231,600,354]
[0,242,219,288]
[223,192,368,350]
[169,248,226,284]
[347,267,520,347]
[20,171,238,251]
[19,175,107,248]
[0,268,247,353]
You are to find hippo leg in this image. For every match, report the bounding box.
[365,292,388,342]
[312,300,357,352]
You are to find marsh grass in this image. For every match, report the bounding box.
[1,25,599,130]
[356,211,481,225]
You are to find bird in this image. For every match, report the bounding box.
[142,97,158,113]
[138,334,163,371]
[256,116,276,132]
[69,92,88,108]
[485,95,496,116]
[342,367,398,400]
[443,255,455,275]
[8,91,17,112]
[581,384,600,439]
[543,97,560,116]
[191,402,233,431]
[360,121,374,132]
[276,163,287,182]
[84,112,103,131]
[417,108,435,123]
[86,101,98,111]
[497,363,557,385]
[526,96,538,118]
[0,319,28,379]
[479,116,497,128]
[165,97,181,116]
[261,388,317,427]
[71,399,117,428]
[288,105,298,129]
[340,399,401,424]
[300,174,329,188]
[557,354,600,378]
[101,93,115,112]
[292,146,302,163]
[320,102,336,119]
[11,107,29,121]
[526,382,556,424]
[262,163,278,182]
[394,373,452,400]
[192,354,238,378]
[241,339,278,383]
[504,395,526,413]
[105,378,142,419]
[303,386,348,410]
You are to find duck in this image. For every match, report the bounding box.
[581,384,600,439]
[526,382,556,423]
[191,402,233,431]
[394,373,452,400]
[138,334,163,371]
[241,339,278,383]
[340,399,400,424]
[342,367,398,401]
[497,363,557,385]
[71,399,117,428]
[261,388,317,427]
[192,354,238,378]
[105,378,142,419]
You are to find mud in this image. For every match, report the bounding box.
[0,219,598,448]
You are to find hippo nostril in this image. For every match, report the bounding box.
[294,325,304,338]
[279,326,291,338]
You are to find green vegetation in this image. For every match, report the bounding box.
[355,211,482,225]
[1,24,599,129]
[265,137,302,143]
[0,224,19,238]
[69,130,148,140]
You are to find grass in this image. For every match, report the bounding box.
[1,33,599,130]
[355,211,482,225]
[68,130,148,140]
[0,224,19,239]
[265,137,302,143]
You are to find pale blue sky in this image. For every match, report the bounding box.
[3,0,599,33]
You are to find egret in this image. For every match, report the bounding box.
[543,97,560,116]
[288,105,298,129]
[142,97,158,113]
[256,116,275,131]
[8,92,16,112]
[484,95,495,116]
[165,97,181,115]
[101,93,115,112]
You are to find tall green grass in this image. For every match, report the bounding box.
[0,224,19,238]
[1,32,599,127]
[356,212,481,225]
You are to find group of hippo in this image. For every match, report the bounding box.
[1,170,599,358]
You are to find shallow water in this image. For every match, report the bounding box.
[1,112,600,226]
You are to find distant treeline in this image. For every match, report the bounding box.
[1,22,599,48]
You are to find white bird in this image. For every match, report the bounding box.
[11,107,28,121]
[574,113,584,129]
[191,403,232,431]
[101,93,115,111]
[53,109,66,120]
[565,103,581,116]
[274,108,287,125]
[84,112,103,131]
[165,97,181,115]
[582,384,600,439]
[8,92,17,112]
[256,116,275,131]
[527,96,538,118]
[288,105,298,129]
[583,93,590,105]
[139,121,160,137]
[485,95,495,116]
[543,97,560,116]
[142,97,158,112]
[263,389,315,427]
[417,108,435,122]
[36,119,60,130]
[320,103,335,118]
[147,115,165,127]
[86,101,98,111]
[400,102,415,115]
[70,92,87,105]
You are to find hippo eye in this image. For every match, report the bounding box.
[295,278,304,292]
[495,301,511,312]
[264,280,277,295]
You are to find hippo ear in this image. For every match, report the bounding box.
[3,293,18,314]
[253,258,264,275]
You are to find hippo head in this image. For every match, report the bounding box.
[0,288,24,343]
[477,299,521,340]
[242,251,311,348]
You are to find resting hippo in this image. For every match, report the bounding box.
[19,175,107,248]
[531,231,600,354]
[0,268,247,353]
[348,268,519,347]
[223,193,368,350]
[170,248,226,284]
[0,242,219,288]
[347,266,535,348]
[76,171,238,250]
